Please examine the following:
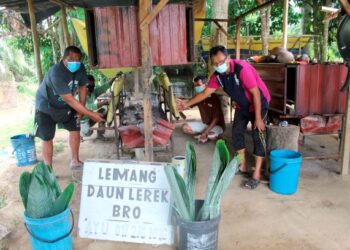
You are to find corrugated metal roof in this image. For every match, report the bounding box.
[0,0,190,26]
[91,4,190,67]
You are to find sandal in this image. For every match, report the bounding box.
[242,178,260,190]
[70,162,84,171]
[235,169,250,176]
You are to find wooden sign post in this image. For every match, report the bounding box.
[78,160,174,244]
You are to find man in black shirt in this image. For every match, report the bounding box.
[34,46,103,169]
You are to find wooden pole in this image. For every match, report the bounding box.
[341,91,350,175]
[235,19,241,59]
[61,6,70,47]
[139,0,154,161]
[27,0,43,83]
[282,0,289,48]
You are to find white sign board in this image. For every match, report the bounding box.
[78,160,174,245]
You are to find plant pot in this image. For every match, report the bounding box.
[176,200,221,250]
[23,208,74,250]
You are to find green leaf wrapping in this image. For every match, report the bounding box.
[48,183,74,217]
[19,162,74,218]
[185,142,196,220]
[19,172,31,209]
[43,165,62,198]
[164,165,191,221]
[27,174,56,218]
[209,157,239,219]
[197,140,230,220]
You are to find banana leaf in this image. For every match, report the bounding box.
[26,174,56,218]
[19,172,31,209]
[209,157,240,219]
[197,140,230,220]
[164,165,191,221]
[185,142,196,219]
[19,162,74,218]
[48,183,74,217]
[43,164,61,198]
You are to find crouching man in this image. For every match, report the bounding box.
[182,76,225,143]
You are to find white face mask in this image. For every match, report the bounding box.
[214,62,228,74]
[194,85,205,93]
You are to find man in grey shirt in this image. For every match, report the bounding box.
[34,46,103,169]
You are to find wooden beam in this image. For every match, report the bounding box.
[213,20,230,38]
[49,0,74,9]
[237,0,280,21]
[282,0,289,48]
[235,19,241,59]
[27,0,43,84]
[195,18,230,22]
[139,0,154,161]
[38,17,60,35]
[195,0,280,23]
[61,7,70,46]
[140,0,169,28]
[341,89,350,175]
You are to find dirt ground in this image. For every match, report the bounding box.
[1,109,350,250]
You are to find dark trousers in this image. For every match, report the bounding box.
[232,109,268,157]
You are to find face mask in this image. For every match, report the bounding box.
[66,62,81,73]
[214,62,228,74]
[195,85,205,93]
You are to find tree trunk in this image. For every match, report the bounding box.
[321,0,331,62]
[57,21,65,57]
[257,0,269,55]
[211,0,229,47]
[27,0,43,84]
[322,19,329,62]
[312,0,321,60]
[48,17,57,64]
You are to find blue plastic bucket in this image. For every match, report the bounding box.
[23,208,74,250]
[10,134,37,166]
[269,150,303,195]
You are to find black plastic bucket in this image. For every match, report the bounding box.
[176,200,221,250]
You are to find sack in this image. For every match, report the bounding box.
[47,106,73,123]
[80,119,93,137]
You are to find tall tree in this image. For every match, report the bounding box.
[211,0,229,46]
[256,0,271,55]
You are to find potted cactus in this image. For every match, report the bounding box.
[19,162,75,250]
[165,140,242,250]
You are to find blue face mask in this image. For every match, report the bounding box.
[214,62,228,74]
[66,62,81,73]
[195,85,205,93]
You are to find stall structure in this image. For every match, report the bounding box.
[1,0,194,161]
[252,63,348,159]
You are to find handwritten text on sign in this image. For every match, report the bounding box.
[78,160,174,244]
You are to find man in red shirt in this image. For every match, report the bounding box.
[177,45,271,189]
[182,76,225,143]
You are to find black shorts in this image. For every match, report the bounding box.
[232,109,268,157]
[33,110,80,141]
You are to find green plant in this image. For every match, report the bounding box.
[165,140,242,222]
[19,162,74,218]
